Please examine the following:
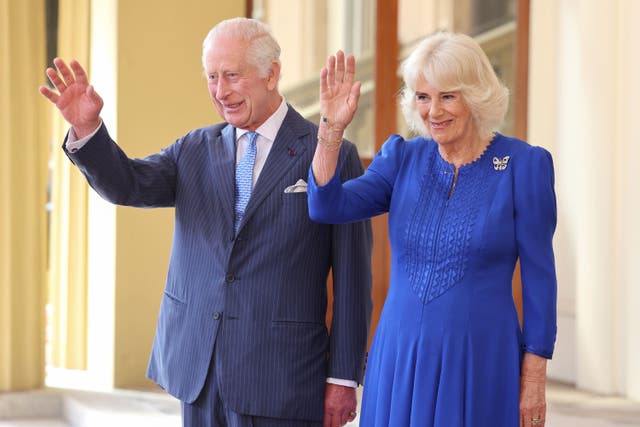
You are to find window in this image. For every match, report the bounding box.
[253,0,377,157]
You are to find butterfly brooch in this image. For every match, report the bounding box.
[493,156,510,171]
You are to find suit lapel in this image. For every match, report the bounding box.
[209,124,236,231]
[239,108,310,232]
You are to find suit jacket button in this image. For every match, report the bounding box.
[213,312,221,320]
[225,274,235,283]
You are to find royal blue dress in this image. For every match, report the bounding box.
[308,133,557,427]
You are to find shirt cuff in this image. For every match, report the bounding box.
[65,121,103,153]
[326,377,357,388]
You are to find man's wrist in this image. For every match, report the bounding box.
[72,120,102,140]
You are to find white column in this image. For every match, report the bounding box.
[617,0,640,401]
[531,0,640,399]
[528,0,578,384]
[563,0,619,395]
[85,0,118,389]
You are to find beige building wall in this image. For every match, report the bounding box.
[0,0,48,392]
[529,0,640,401]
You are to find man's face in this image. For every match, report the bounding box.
[204,37,278,131]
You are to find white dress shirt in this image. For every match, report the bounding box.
[234,97,287,185]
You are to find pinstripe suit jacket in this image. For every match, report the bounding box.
[65,106,373,421]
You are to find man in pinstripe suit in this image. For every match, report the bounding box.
[40,17,372,427]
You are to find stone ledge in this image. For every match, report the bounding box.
[0,388,180,426]
[0,391,62,420]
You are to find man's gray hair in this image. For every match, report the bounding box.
[202,17,281,78]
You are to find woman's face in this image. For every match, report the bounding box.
[415,75,476,148]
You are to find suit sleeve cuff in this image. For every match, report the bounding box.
[65,121,103,153]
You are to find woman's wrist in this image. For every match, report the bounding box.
[521,352,548,382]
[317,135,342,151]
[521,375,547,384]
[318,116,344,151]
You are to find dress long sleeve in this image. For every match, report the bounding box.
[308,134,406,223]
[513,146,558,358]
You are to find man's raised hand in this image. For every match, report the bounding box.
[39,58,103,138]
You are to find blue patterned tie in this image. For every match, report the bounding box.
[234,131,258,234]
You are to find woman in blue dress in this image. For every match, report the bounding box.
[308,32,557,427]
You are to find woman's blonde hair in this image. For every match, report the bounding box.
[400,31,509,140]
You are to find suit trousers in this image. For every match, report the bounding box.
[181,327,322,427]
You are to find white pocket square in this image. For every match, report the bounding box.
[284,179,308,193]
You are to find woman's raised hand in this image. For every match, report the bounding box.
[39,58,104,138]
[319,50,361,131]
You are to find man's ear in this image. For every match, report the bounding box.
[267,61,280,90]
